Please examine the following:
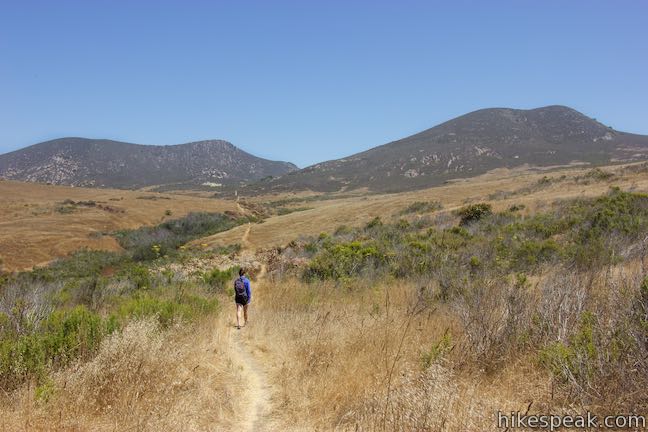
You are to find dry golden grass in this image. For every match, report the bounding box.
[240,265,647,430]
[0,180,237,271]
[0,313,264,431]
[241,276,551,431]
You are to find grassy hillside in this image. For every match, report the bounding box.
[200,161,648,251]
[0,180,238,271]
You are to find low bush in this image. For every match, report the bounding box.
[28,250,127,282]
[299,190,648,284]
[421,331,454,368]
[456,203,492,225]
[119,263,151,290]
[0,287,218,390]
[304,241,384,281]
[202,266,239,292]
[115,212,249,261]
[112,294,217,328]
[0,245,221,392]
[0,305,105,389]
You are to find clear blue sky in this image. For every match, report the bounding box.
[1,1,647,167]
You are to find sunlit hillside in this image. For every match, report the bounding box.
[0,180,237,271]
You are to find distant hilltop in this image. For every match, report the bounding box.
[240,105,648,194]
[0,138,297,189]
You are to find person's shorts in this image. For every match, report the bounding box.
[235,295,248,306]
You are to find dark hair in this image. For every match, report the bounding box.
[239,268,245,276]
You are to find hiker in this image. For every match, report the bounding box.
[234,268,251,329]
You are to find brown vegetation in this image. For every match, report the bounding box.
[0,180,236,271]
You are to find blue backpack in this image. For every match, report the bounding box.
[234,277,247,297]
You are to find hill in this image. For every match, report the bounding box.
[243,105,648,194]
[0,138,297,189]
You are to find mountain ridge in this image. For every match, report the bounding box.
[0,138,297,189]
[242,105,648,194]
[4,105,648,193]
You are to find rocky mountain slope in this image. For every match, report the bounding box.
[245,105,648,193]
[0,138,297,189]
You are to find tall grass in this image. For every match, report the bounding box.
[1,317,242,431]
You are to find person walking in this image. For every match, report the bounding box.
[234,268,251,329]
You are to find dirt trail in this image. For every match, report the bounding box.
[227,220,275,431]
[241,223,252,249]
[228,264,275,431]
[205,197,275,430]
[236,200,246,215]
[236,195,253,250]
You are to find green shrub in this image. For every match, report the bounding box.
[115,212,248,261]
[305,241,383,280]
[422,331,453,368]
[304,242,318,254]
[297,190,648,289]
[538,341,574,380]
[537,176,552,185]
[55,204,76,214]
[114,294,218,327]
[396,219,410,230]
[365,216,383,230]
[0,228,226,391]
[120,264,151,289]
[202,266,239,291]
[567,189,648,267]
[34,378,56,403]
[42,306,103,364]
[539,311,598,384]
[456,203,492,225]
[583,168,614,182]
[447,226,471,238]
[29,250,126,282]
[0,334,47,386]
[0,305,105,389]
[511,239,561,270]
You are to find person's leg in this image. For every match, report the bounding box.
[243,303,249,325]
[236,303,242,329]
